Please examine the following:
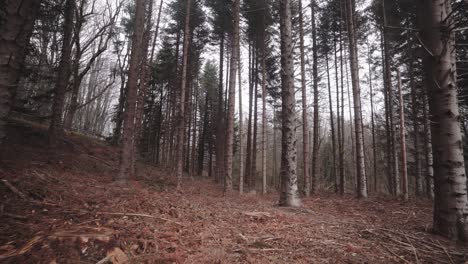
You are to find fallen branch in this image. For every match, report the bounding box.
[95,212,184,226]
[1,179,28,199]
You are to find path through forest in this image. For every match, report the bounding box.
[0,119,466,263]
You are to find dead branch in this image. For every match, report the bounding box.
[95,212,184,226]
[1,179,28,199]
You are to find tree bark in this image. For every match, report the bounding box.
[0,0,40,143]
[367,39,377,193]
[298,0,310,197]
[225,0,239,193]
[311,0,319,195]
[279,0,300,207]
[417,0,468,240]
[345,0,367,198]
[176,0,192,188]
[116,0,147,184]
[238,42,244,194]
[382,0,399,196]
[325,52,337,193]
[49,0,75,146]
[410,66,423,196]
[245,41,253,188]
[397,71,408,201]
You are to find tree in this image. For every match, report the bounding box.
[0,0,41,143]
[176,0,192,188]
[225,0,240,192]
[417,0,468,241]
[345,0,367,198]
[49,0,75,145]
[278,0,300,207]
[311,0,319,194]
[298,0,310,197]
[116,0,147,184]
[397,70,408,201]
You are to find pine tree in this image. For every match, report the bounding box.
[279,0,300,207]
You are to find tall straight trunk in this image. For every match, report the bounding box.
[261,32,267,195]
[422,92,434,199]
[397,71,408,201]
[325,53,337,192]
[238,43,244,194]
[273,108,278,189]
[344,0,367,198]
[116,0,146,184]
[339,10,346,194]
[197,91,209,175]
[245,41,253,188]
[379,30,392,194]
[334,28,344,195]
[225,0,240,193]
[49,0,75,145]
[150,0,164,63]
[0,0,40,142]
[382,0,399,196]
[279,0,300,207]
[175,0,192,188]
[298,0,310,197]
[311,0,319,194]
[216,34,225,184]
[345,50,355,189]
[252,46,259,190]
[410,66,423,196]
[417,0,468,240]
[134,0,155,173]
[367,39,377,193]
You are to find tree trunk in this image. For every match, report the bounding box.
[382,0,399,196]
[245,41,253,189]
[225,0,239,193]
[325,52,337,193]
[0,0,40,143]
[49,0,75,146]
[410,67,423,196]
[176,0,192,188]
[298,0,310,197]
[335,26,344,195]
[278,0,300,207]
[367,39,377,193]
[311,0,319,195]
[215,34,225,184]
[116,0,147,184]
[422,92,434,199]
[417,0,468,240]
[238,42,244,194]
[397,71,408,201]
[252,46,259,191]
[339,8,346,194]
[261,31,267,195]
[345,0,367,198]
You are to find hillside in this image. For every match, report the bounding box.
[0,119,467,263]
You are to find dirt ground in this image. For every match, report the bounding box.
[0,119,467,263]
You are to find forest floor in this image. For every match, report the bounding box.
[0,118,467,264]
